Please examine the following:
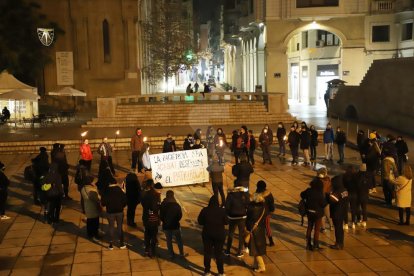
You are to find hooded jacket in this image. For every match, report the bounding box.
[101,184,127,214]
[32,151,50,177]
[232,161,254,186]
[382,156,398,181]
[160,196,182,230]
[300,179,327,218]
[328,175,349,220]
[225,186,249,219]
[198,196,228,239]
[125,173,141,205]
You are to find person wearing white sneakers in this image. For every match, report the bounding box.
[343,165,358,230]
[0,162,10,220]
[356,164,372,228]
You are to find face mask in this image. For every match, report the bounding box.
[84,140,89,145]
[264,129,268,133]
[137,130,142,135]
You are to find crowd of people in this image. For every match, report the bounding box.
[0,121,412,275]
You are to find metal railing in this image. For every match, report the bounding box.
[371,0,395,13]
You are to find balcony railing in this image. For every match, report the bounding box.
[371,0,395,13]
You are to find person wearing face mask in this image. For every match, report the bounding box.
[214,128,227,165]
[131,128,144,173]
[183,134,194,150]
[98,137,115,175]
[80,139,93,171]
[300,126,311,166]
[276,122,286,157]
[263,124,274,144]
[259,127,272,165]
[323,123,335,162]
[163,133,176,153]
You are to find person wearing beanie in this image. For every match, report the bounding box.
[0,162,10,220]
[246,193,267,273]
[224,180,249,257]
[328,175,349,249]
[198,196,228,276]
[255,180,276,247]
[31,147,50,205]
[160,190,187,259]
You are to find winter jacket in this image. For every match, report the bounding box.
[81,184,101,218]
[0,170,10,192]
[356,171,371,203]
[225,186,249,219]
[232,161,254,187]
[276,127,286,141]
[141,188,161,224]
[131,134,144,152]
[335,131,347,145]
[259,132,272,147]
[249,135,257,151]
[323,128,335,144]
[300,187,326,218]
[266,128,274,144]
[382,156,398,181]
[163,138,176,153]
[125,173,141,205]
[246,201,266,256]
[97,142,113,158]
[392,176,412,208]
[366,141,381,170]
[32,152,49,178]
[343,171,358,197]
[395,140,409,157]
[310,129,319,147]
[160,198,182,230]
[381,141,398,162]
[207,161,224,183]
[101,184,127,214]
[183,138,194,150]
[80,144,93,161]
[214,132,228,147]
[42,164,64,199]
[300,130,311,150]
[328,175,349,221]
[198,197,228,240]
[54,151,69,175]
[256,190,275,213]
[288,131,301,147]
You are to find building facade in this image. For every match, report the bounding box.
[35,0,141,109]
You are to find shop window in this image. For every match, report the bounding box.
[317,30,340,46]
[402,22,413,41]
[372,25,390,42]
[296,0,339,8]
[302,31,308,49]
[103,19,111,63]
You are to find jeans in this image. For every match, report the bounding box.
[107,212,124,243]
[398,207,411,224]
[324,143,334,160]
[226,218,246,254]
[144,224,158,255]
[306,213,322,244]
[290,145,299,163]
[310,145,317,160]
[337,144,345,162]
[203,235,224,274]
[164,229,184,256]
[212,182,226,206]
[261,145,271,163]
[87,217,99,238]
[127,202,138,224]
[131,151,143,171]
[278,139,285,155]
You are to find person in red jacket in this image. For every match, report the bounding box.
[80,139,93,171]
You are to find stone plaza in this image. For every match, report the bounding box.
[0,142,414,276]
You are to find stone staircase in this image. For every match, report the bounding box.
[83,101,294,128]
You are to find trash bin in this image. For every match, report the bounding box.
[255,85,262,93]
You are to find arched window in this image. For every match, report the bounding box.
[103,19,111,63]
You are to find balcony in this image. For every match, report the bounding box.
[370,0,395,14]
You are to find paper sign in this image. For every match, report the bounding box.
[150,149,209,187]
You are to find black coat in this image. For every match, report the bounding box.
[125,173,141,205]
[259,132,272,147]
[141,188,161,224]
[101,185,127,214]
[198,197,228,240]
[381,141,398,162]
[276,127,286,141]
[300,130,311,149]
[208,161,224,183]
[300,187,326,218]
[0,170,10,192]
[329,175,349,220]
[310,129,318,147]
[232,161,253,186]
[335,131,347,145]
[343,171,358,197]
[395,140,408,157]
[288,131,301,147]
[249,136,257,151]
[246,202,266,256]
[356,171,371,203]
[225,186,249,218]
[163,138,176,153]
[160,199,182,230]
[32,152,49,177]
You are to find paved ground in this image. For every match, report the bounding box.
[0,142,413,276]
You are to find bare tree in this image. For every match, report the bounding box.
[141,0,195,92]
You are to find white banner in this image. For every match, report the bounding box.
[150,149,209,187]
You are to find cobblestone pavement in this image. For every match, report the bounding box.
[0,145,413,276]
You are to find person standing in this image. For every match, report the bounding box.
[357,130,366,160]
[232,153,254,191]
[392,164,412,225]
[382,152,399,206]
[101,182,127,250]
[245,193,267,273]
[318,168,333,232]
[231,130,241,164]
[0,162,10,220]
[248,130,257,166]
[207,156,226,206]
[80,139,93,171]
[198,196,228,276]
[335,127,347,164]
[214,128,227,165]
[276,122,286,157]
[186,83,193,95]
[343,166,357,229]
[395,136,409,175]
[259,127,272,165]
[98,137,115,175]
[131,128,144,173]
[141,179,161,257]
[43,163,64,224]
[328,175,349,249]
[309,125,318,161]
[183,134,194,150]
[365,134,381,193]
[194,82,199,93]
[163,133,176,153]
[255,181,276,247]
[55,144,71,200]
[224,181,249,257]
[206,126,216,159]
[125,172,141,227]
[356,164,372,228]
[288,125,301,165]
[323,123,335,162]
[160,190,187,259]
[81,176,101,239]
[300,126,311,166]
[31,147,49,205]
[301,178,326,251]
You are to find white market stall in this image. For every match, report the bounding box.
[0,70,39,119]
[48,86,86,111]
